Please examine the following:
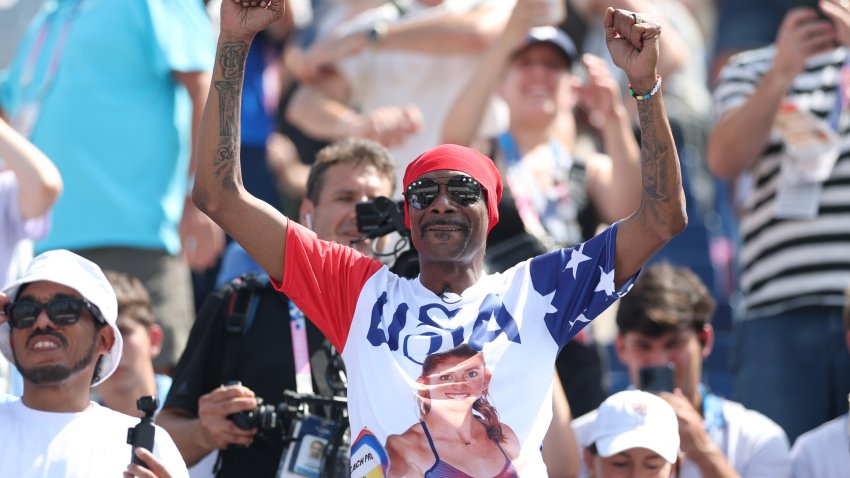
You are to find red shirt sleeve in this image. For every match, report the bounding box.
[271,220,383,352]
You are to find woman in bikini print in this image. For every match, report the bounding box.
[385,344,521,478]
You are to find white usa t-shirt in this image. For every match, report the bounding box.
[276,221,634,477]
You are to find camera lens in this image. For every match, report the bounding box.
[228,399,279,432]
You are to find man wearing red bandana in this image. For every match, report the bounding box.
[191,1,686,476]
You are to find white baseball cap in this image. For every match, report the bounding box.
[586,390,680,464]
[1,250,122,387]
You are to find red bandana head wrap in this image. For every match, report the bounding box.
[402,144,503,233]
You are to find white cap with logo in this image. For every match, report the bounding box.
[586,390,680,464]
[1,249,122,387]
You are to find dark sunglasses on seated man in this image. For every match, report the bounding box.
[405,175,484,210]
[3,297,105,329]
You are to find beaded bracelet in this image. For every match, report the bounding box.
[629,75,663,101]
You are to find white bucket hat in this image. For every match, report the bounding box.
[1,249,122,387]
[586,390,680,464]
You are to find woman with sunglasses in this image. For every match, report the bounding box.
[194,2,684,476]
[385,345,520,478]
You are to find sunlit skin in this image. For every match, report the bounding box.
[9,281,114,412]
[615,326,713,408]
[97,315,162,417]
[299,163,394,257]
[584,447,674,478]
[384,353,521,477]
[407,170,489,294]
[499,43,573,128]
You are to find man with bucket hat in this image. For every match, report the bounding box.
[193,2,685,475]
[0,250,187,477]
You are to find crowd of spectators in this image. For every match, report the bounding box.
[1,0,849,477]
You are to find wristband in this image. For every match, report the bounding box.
[629,75,663,101]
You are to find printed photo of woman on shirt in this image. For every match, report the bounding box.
[385,344,521,477]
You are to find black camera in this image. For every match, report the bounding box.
[355,196,406,239]
[223,381,287,433]
[225,384,350,478]
[127,396,158,468]
[355,196,420,278]
[229,396,284,432]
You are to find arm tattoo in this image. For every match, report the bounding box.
[214,136,240,191]
[214,81,240,136]
[220,42,248,80]
[212,42,248,191]
[636,100,671,218]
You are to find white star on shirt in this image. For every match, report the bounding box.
[529,290,558,317]
[568,313,591,332]
[563,243,591,279]
[594,267,616,296]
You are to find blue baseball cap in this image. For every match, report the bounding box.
[516,26,578,68]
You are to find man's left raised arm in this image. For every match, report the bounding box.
[603,8,687,287]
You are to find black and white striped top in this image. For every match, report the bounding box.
[714,45,850,317]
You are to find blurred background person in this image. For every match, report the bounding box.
[710,0,791,84]
[0,115,60,298]
[285,0,517,194]
[97,270,170,417]
[789,285,850,478]
[0,115,61,396]
[708,3,850,441]
[0,0,223,375]
[574,263,790,477]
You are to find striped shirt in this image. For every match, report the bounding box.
[714,45,850,317]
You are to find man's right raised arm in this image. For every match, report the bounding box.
[192,1,289,283]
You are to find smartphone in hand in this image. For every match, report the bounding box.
[638,364,675,393]
[791,0,829,19]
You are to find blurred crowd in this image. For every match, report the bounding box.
[1,0,849,477]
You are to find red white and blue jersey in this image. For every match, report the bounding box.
[275,221,635,477]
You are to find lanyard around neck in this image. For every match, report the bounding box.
[288,300,314,395]
[20,0,84,103]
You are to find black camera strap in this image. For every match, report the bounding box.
[219,275,267,386]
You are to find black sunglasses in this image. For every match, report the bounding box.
[3,297,104,329]
[405,176,483,210]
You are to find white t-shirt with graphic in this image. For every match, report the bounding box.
[276,221,634,477]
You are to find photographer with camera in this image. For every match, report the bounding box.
[157,138,396,477]
[0,250,186,477]
[572,263,791,478]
